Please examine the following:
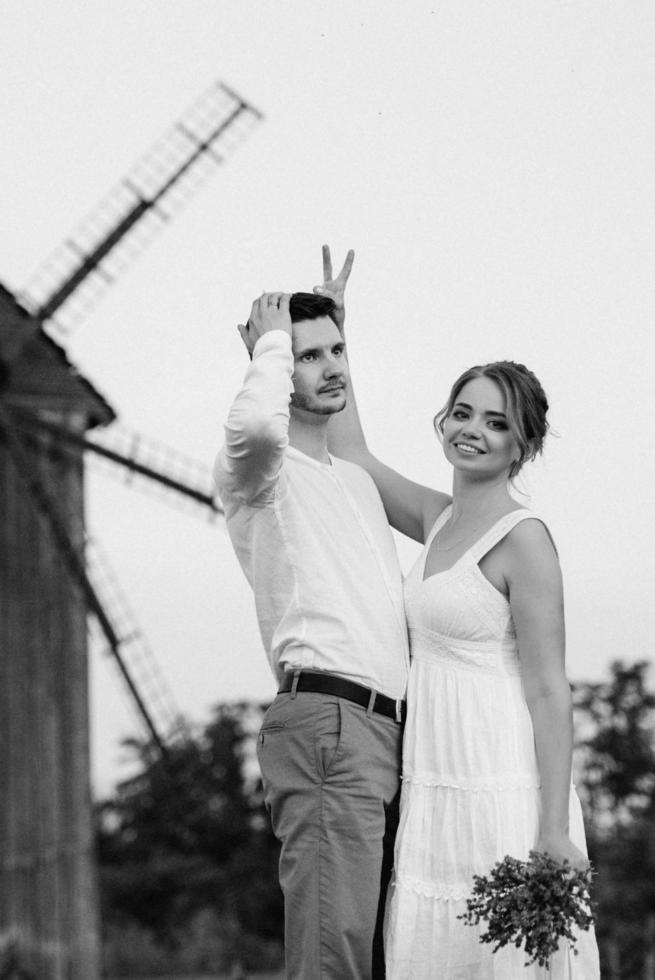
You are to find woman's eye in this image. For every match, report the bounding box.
[452,410,468,420]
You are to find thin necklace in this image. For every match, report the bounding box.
[434,510,509,552]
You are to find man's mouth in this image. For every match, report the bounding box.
[454,442,485,455]
[320,384,345,393]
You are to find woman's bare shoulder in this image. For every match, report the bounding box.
[502,515,560,572]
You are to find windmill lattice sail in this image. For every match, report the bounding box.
[13,411,222,519]
[19,81,263,337]
[87,422,222,518]
[1,405,190,751]
[86,537,192,748]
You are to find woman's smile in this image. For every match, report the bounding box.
[453,441,486,456]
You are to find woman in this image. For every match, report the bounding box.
[318,249,600,977]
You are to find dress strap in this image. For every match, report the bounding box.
[425,504,453,547]
[466,509,552,565]
[418,504,453,578]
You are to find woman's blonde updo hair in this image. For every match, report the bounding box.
[434,361,550,481]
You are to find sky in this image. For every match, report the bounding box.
[2,1,655,796]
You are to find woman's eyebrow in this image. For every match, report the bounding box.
[454,401,507,418]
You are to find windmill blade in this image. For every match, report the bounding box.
[0,403,190,755]
[18,81,263,338]
[12,411,222,520]
[85,536,192,748]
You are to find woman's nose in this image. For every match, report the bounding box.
[461,421,481,438]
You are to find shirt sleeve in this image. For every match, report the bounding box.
[214,330,294,505]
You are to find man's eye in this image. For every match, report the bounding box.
[301,353,316,362]
[333,347,344,357]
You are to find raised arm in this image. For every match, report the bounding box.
[317,245,449,543]
[214,293,294,504]
[505,519,589,871]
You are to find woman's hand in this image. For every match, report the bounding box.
[313,244,354,333]
[535,831,590,872]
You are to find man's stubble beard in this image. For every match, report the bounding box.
[290,392,346,416]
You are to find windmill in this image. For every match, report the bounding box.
[0,81,263,980]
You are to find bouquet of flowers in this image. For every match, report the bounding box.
[458,850,595,968]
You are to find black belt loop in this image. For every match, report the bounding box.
[290,669,301,698]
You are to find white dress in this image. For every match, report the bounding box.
[384,507,600,979]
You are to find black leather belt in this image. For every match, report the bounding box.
[278,670,406,723]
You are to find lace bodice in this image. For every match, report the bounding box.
[404,505,542,676]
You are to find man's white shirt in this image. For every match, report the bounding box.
[214,330,409,699]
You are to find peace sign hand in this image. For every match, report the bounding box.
[313,245,355,333]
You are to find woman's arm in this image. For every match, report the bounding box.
[505,519,588,870]
[329,369,449,542]
[317,246,450,543]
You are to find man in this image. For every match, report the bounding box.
[214,250,409,979]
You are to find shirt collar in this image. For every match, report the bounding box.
[286,444,333,469]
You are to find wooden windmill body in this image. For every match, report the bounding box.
[1,289,114,979]
[0,82,262,980]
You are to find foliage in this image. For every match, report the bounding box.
[574,660,655,827]
[573,659,655,975]
[95,702,283,970]
[102,908,282,977]
[458,851,594,967]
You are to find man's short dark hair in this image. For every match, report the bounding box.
[289,292,336,323]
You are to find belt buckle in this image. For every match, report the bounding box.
[395,699,403,724]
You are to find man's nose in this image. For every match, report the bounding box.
[323,357,343,376]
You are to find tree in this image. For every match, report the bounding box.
[574,660,655,828]
[96,701,283,956]
[573,660,655,976]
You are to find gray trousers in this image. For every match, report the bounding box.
[257,691,402,980]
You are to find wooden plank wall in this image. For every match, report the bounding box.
[0,434,100,980]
